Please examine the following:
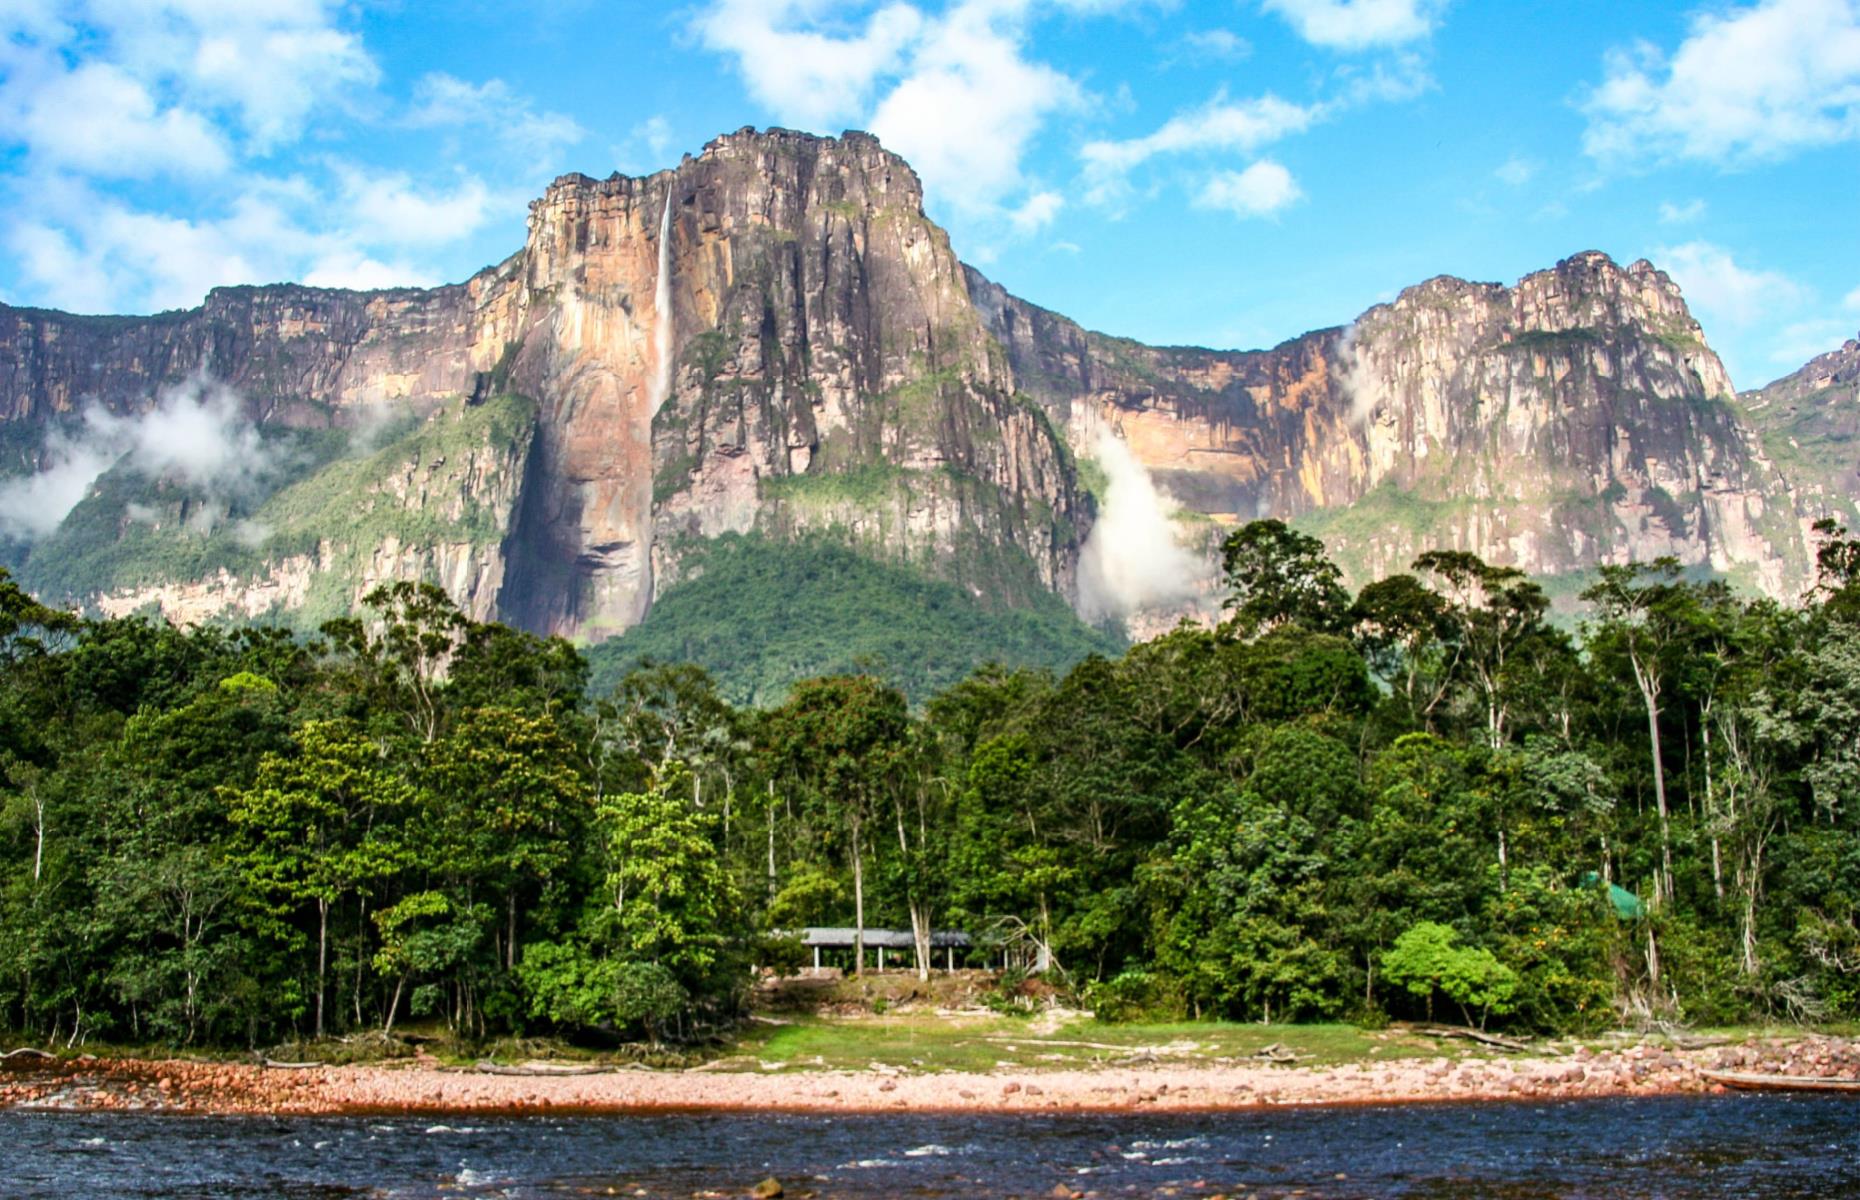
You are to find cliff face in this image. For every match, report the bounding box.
[1737,333,1860,530]
[0,129,1826,636]
[0,129,1087,635]
[972,251,1811,598]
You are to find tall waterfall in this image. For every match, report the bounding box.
[648,185,674,417]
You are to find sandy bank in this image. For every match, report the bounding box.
[8,1036,1857,1116]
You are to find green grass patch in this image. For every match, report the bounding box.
[720,1013,1476,1074]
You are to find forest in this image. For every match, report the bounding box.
[4,518,1860,1049]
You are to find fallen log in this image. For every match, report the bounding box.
[1410,1025,1534,1053]
[1699,1070,1860,1094]
[260,1058,325,1069]
[473,1060,614,1077]
[0,1047,54,1062]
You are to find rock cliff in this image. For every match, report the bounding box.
[1737,333,1860,532]
[972,251,1812,600]
[0,128,1828,636]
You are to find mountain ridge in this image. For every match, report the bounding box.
[0,126,1841,654]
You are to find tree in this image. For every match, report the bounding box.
[594,762,736,989]
[1220,519,1351,636]
[1381,921,1518,1028]
[1581,559,1692,904]
[762,675,910,975]
[1415,550,1549,751]
[228,719,414,1038]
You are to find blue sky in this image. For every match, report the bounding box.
[1,1,1855,390]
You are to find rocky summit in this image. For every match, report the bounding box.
[0,127,1840,647]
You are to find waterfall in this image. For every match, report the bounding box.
[649,185,675,417]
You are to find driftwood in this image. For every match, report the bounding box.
[1410,1024,1533,1053]
[1,1047,54,1062]
[260,1057,325,1069]
[1700,1070,1860,1094]
[473,1060,614,1077]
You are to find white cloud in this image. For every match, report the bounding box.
[12,61,231,179]
[694,0,1087,214]
[1009,190,1064,233]
[1845,284,1860,310]
[695,0,925,128]
[1658,241,1807,328]
[1494,155,1536,186]
[1049,240,1081,254]
[867,1,1083,211]
[1179,27,1252,60]
[1583,0,1860,165]
[1194,160,1302,218]
[1261,0,1447,50]
[407,73,586,167]
[6,180,439,314]
[0,0,378,160]
[1659,198,1707,223]
[0,372,277,539]
[1081,90,1320,202]
[336,168,497,247]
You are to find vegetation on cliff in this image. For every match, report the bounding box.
[587,533,1121,706]
[5,517,1860,1051]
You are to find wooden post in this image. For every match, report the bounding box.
[812,945,820,970]
[877,946,885,971]
[946,945,955,971]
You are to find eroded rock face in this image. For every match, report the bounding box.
[972,251,1811,598]
[0,129,1824,636]
[0,129,1087,635]
[1738,332,1860,531]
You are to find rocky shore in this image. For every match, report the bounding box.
[5,1036,1857,1116]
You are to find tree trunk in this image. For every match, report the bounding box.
[1634,659,1674,905]
[851,810,865,978]
[315,896,329,1040]
[765,780,777,902]
[384,974,406,1035]
[506,890,518,970]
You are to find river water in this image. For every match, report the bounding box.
[1,1095,1855,1198]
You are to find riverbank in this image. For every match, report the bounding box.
[5,1032,1857,1116]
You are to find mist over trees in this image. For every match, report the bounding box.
[5,517,1860,1048]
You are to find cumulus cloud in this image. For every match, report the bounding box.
[1009,190,1064,234]
[694,0,1085,218]
[5,181,441,314]
[0,2,571,315]
[1261,0,1448,50]
[13,61,231,179]
[1194,160,1302,218]
[0,373,276,540]
[1657,241,1808,329]
[695,0,925,128]
[0,0,377,169]
[336,168,497,248]
[1582,0,1860,166]
[1077,422,1209,623]
[868,1,1083,210]
[1659,198,1707,224]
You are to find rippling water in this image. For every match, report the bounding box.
[1,1095,1856,1198]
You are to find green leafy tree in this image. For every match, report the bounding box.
[1381,921,1519,1028]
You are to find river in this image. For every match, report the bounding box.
[1,1094,1855,1197]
